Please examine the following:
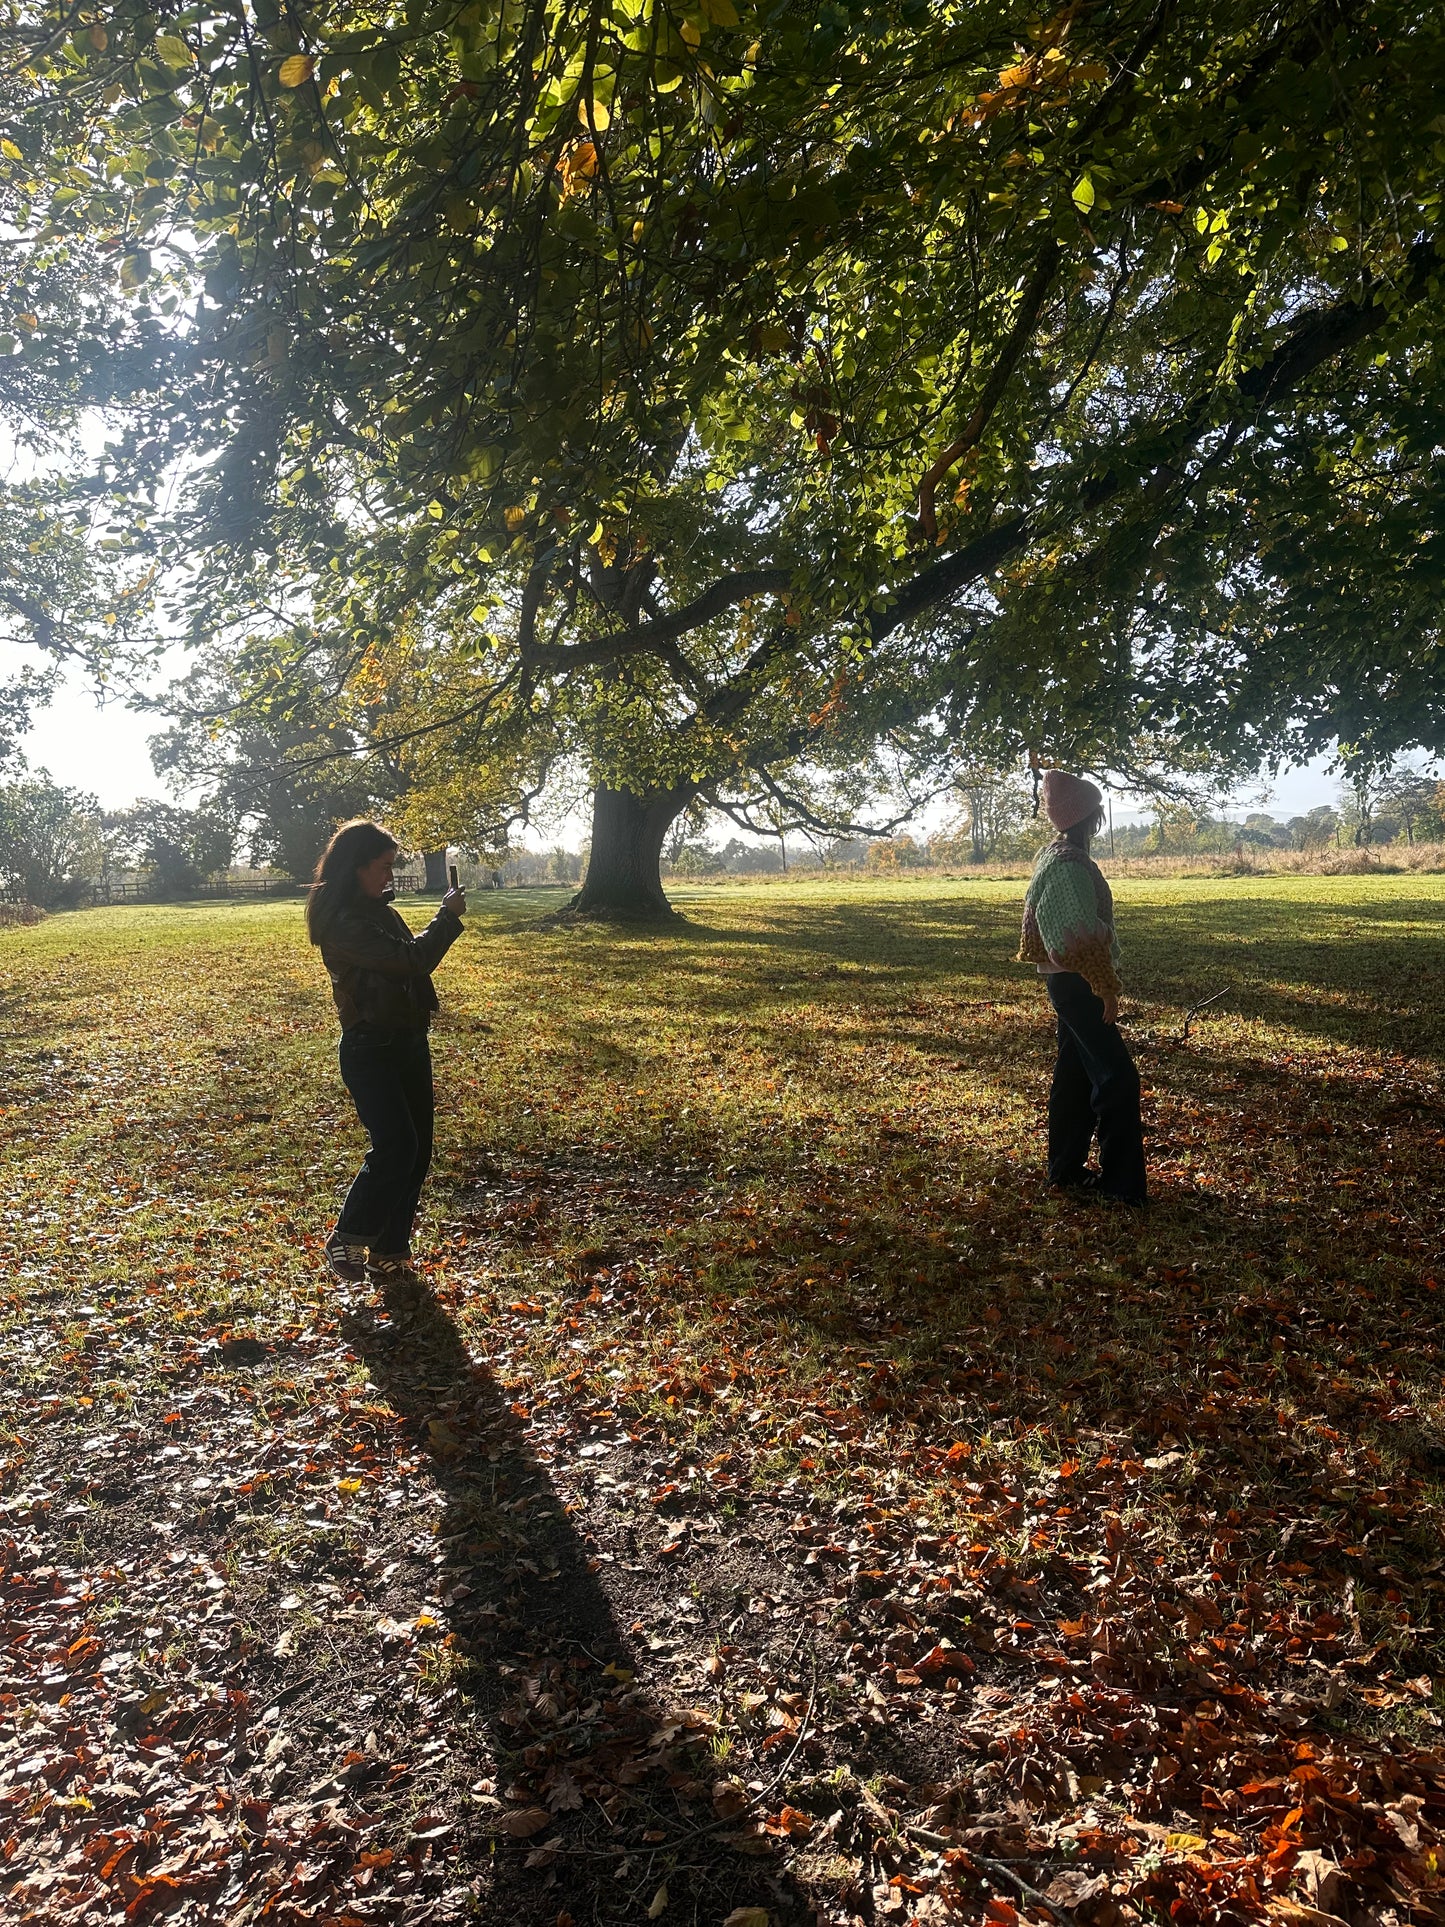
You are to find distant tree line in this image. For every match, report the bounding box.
[4,754,1441,912]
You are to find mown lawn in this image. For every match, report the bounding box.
[3,874,1443,1927]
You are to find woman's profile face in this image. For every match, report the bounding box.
[355,849,397,899]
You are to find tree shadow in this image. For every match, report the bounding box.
[530,887,1445,1063]
[342,1281,822,1926]
[440,1127,1443,1518]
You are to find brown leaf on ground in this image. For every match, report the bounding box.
[502,1806,553,1838]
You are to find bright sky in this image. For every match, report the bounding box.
[0,653,177,807]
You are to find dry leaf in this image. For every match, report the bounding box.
[711,1779,747,1819]
[502,1806,552,1838]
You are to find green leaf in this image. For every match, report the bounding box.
[1071,175,1095,214]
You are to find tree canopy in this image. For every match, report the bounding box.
[7,0,1444,901]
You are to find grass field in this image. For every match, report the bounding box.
[3,875,1444,1927]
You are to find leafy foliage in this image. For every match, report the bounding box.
[149,646,401,878]
[102,796,235,894]
[0,770,103,905]
[0,665,56,776]
[8,0,1445,828]
[0,50,162,672]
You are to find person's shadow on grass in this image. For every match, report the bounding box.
[341,1279,820,1927]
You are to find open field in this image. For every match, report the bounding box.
[3,875,1444,1927]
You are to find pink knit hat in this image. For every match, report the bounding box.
[1041,769,1103,831]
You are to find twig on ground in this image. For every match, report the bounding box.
[906,1826,1072,1923]
[1180,983,1234,1041]
[755,1651,818,1802]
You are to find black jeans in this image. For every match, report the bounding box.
[1045,972,1147,1203]
[333,1027,435,1257]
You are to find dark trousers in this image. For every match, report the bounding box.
[1045,972,1147,1203]
[334,1027,435,1257]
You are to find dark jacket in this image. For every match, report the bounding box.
[319,897,463,1032]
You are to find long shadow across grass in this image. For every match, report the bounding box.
[344,1280,817,1926]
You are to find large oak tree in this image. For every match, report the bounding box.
[9,0,1444,909]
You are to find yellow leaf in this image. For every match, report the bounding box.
[680,20,703,47]
[1,139,21,161]
[1072,175,1095,213]
[647,1884,669,1919]
[278,54,315,87]
[337,1477,362,1495]
[504,507,527,531]
[1166,1831,1208,1856]
[579,95,610,130]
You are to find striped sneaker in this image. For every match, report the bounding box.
[366,1253,421,1287]
[325,1237,369,1283]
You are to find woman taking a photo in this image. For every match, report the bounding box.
[306,821,467,1283]
[1018,770,1147,1207]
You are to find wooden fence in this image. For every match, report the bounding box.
[2,871,443,910]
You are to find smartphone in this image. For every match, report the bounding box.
[448,864,460,890]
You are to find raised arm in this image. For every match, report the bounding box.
[324,904,463,980]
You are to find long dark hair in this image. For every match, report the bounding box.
[305,820,398,945]
[1063,805,1107,850]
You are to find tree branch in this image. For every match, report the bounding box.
[916,236,1062,543]
[883,235,1439,644]
[528,565,791,673]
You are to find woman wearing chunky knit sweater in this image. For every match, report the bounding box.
[1018,771,1147,1206]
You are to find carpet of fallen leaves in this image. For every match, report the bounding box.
[2,874,1444,1927]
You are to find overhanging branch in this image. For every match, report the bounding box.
[528,565,791,674]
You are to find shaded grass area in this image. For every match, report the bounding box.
[2,876,1443,1926]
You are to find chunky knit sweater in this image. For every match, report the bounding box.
[1017,837,1123,1004]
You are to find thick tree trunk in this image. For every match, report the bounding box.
[570,783,694,918]
[423,848,449,891]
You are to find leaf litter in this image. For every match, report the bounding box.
[2,878,1444,1923]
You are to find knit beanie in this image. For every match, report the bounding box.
[1041,769,1103,831]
